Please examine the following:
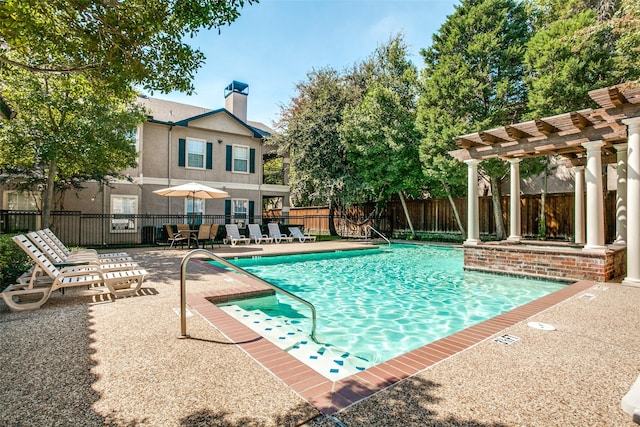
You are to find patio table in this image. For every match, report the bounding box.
[179,230,200,249]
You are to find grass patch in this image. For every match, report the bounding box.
[0,234,33,291]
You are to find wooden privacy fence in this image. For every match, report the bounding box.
[267,191,617,242]
[263,206,390,238]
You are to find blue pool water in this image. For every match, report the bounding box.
[215,244,564,379]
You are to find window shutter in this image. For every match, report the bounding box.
[206,142,213,169]
[226,145,232,171]
[249,148,256,173]
[224,200,231,224]
[178,138,186,167]
[249,201,255,222]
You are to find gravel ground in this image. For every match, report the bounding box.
[1,242,639,427]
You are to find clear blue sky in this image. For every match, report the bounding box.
[156,0,458,127]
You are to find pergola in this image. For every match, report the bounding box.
[449,82,640,286]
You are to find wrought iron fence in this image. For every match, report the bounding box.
[0,210,391,248]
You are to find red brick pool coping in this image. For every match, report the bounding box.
[187,261,594,414]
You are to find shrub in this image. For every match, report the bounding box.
[0,234,33,291]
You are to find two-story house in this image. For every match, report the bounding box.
[1,81,290,232]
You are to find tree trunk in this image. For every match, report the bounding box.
[398,191,416,237]
[443,181,466,240]
[41,160,57,229]
[328,199,338,236]
[490,176,506,240]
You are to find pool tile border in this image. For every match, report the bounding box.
[188,261,595,414]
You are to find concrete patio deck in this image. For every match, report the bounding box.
[1,240,638,426]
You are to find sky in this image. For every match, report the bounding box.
[155,0,459,127]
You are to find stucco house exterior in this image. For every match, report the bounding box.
[1,81,290,229]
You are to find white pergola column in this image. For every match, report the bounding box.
[581,140,606,252]
[574,166,585,245]
[623,117,640,286]
[464,159,481,245]
[614,143,628,245]
[507,158,522,242]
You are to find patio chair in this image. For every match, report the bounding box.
[248,224,273,244]
[2,235,147,311]
[288,226,317,243]
[209,224,220,248]
[224,224,251,246]
[268,223,293,244]
[38,228,129,261]
[177,223,200,248]
[196,224,212,248]
[27,231,135,267]
[164,224,188,249]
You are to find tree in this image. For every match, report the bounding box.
[418,0,533,240]
[267,68,358,235]
[0,70,146,228]
[340,35,425,237]
[525,0,640,117]
[610,0,640,83]
[0,0,256,95]
[524,0,640,236]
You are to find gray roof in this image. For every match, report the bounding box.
[136,96,273,136]
[137,96,211,123]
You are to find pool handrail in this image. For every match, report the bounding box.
[366,225,391,246]
[178,248,318,342]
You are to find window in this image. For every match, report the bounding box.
[187,138,206,169]
[132,126,141,152]
[233,145,249,172]
[4,191,38,210]
[185,197,204,226]
[110,195,137,233]
[232,198,248,226]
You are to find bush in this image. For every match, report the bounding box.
[391,231,465,244]
[0,234,33,291]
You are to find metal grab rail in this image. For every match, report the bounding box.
[365,225,391,246]
[179,248,318,342]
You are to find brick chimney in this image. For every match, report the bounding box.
[224,81,249,123]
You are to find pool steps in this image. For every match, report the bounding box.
[219,304,369,381]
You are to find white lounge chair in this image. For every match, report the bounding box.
[224,224,251,245]
[267,223,293,243]
[248,224,273,244]
[1,235,146,311]
[288,226,316,243]
[38,228,129,261]
[622,374,640,425]
[27,231,135,267]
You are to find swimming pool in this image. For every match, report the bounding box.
[214,244,564,380]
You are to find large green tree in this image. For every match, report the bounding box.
[524,0,639,236]
[340,35,425,236]
[0,70,146,227]
[0,0,256,95]
[267,68,358,235]
[525,0,640,117]
[418,0,533,240]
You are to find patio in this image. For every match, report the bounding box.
[1,243,639,426]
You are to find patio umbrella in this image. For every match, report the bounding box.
[153,181,230,224]
[152,181,229,200]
